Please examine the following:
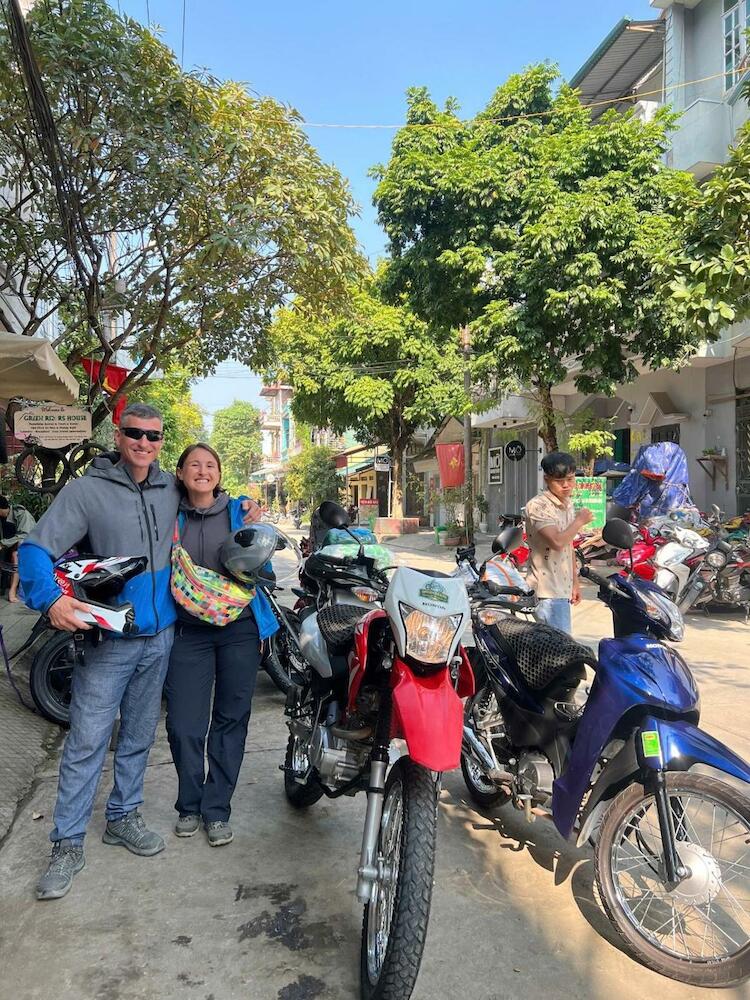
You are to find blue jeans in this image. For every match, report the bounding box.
[535,598,572,635]
[51,627,174,844]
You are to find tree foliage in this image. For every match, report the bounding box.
[131,365,205,472]
[284,444,342,509]
[372,66,700,450]
[270,281,466,517]
[0,0,361,423]
[209,400,262,497]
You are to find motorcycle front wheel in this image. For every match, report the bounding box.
[595,772,750,987]
[360,758,437,1000]
[263,611,305,695]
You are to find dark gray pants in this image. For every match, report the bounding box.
[165,616,260,823]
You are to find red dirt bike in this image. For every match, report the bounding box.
[282,501,474,1000]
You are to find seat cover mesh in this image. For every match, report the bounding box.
[491,617,595,690]
[317,605,366,648]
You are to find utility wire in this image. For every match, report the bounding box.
[145,0,150,25]
[300,71,731,130]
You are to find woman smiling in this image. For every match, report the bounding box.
[164,443,278,847]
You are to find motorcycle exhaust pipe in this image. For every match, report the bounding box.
[462,725,514,784]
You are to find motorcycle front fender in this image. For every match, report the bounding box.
[391,658,464,772]
[638,714,750,785]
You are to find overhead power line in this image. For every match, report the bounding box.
[300,71,730,130]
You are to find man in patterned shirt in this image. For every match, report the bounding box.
[525,451,593,634]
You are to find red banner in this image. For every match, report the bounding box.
[436,442,465,488]
[82,359,130,423]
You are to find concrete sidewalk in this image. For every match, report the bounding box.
[1,535,749,1000]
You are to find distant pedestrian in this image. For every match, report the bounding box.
[0,495,36,602]
[525,451,592,635]
[164,443,278,847]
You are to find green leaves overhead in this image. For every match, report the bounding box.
[373,65,703,447]
[0,0,361,422]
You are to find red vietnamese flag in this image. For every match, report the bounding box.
[436,442,465,488]
[82,359,130,423]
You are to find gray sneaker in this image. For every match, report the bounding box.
[175,814,200,838]
[102,810,165,856]
[36,840,85,900]
[206,821,233,847]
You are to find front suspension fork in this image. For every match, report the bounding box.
[651,770,690,888]
[356,748,388,903]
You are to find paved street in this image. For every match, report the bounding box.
[0,533,749,1000]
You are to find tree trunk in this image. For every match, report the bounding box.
[390,438,405,520]
[536,382,558,453]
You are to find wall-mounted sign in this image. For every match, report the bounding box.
[505,439,526,462]
[359,497,379,507]
[488,446,504,485]
[571,476,608,530]
[374,455,391,472]
[14,405,91,448]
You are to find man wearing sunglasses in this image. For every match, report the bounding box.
[18,403,261,900]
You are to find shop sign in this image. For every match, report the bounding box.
[14,404,91,447]
[505,439,526,462]
[359,498,379,507]
[488,446,504,486]
[374,455,391,472]
[571,476,608,530]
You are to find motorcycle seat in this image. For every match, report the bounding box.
[490,617,596,690]
[316,604,367,649]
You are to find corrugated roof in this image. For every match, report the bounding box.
[570,18,664,115]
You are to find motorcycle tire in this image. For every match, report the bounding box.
[29,631,77,727]
[595,772,750,987]
[263,611,305,695]
[283,729,324,809]
[360,758,437,1000]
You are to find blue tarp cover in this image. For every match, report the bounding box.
[612,442,696,519]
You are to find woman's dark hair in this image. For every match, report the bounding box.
[176,443,225,497]
[541,451,577,479]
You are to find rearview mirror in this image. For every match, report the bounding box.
[319,500,350,529]
[602,517,638,551]
[492,524,523,554]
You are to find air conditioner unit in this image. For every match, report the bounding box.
[633,99,659,122]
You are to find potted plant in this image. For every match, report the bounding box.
[475,493,489,533]
[441,520,461,546]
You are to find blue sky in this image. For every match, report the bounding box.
[117,0,657,424]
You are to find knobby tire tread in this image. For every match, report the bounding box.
[283,731,323,809]
[360,758,438,1000]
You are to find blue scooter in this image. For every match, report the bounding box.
[461,517,750,987]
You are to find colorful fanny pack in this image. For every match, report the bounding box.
[170,520,254,626]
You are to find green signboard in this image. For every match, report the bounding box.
[571,476,608,530]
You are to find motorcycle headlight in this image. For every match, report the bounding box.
[705,551,727,569]
[399,603,463,664]
[641,590,684,642]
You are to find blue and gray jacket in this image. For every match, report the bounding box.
[18,456,277,640]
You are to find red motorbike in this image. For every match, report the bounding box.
[283,502,473,1000]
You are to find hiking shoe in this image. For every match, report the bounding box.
[36,840,85,900]
[206,821,233,847]
[175,814,200,838]
[102,810,164,856]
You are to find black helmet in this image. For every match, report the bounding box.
[220,523,277,584]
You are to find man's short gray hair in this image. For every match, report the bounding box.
[119,402,163,425]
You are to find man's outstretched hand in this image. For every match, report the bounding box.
[241,498,262,524]
[48,595,92,631]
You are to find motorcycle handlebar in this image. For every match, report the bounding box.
[579,564,622,594]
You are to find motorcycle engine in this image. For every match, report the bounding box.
[310,725,368,790]
[517,752,554,806]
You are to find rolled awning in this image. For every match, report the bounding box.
[0,333,79,404]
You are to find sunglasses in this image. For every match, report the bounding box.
[120,427,164,443]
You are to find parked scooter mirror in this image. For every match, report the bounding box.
[602,517,638,552]
[491,524,523,554]
[319,500,350,529]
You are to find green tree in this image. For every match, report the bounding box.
[0,0,360,424]
[209,401,262,497]
[372,66,700,451]
[132,366,205,471]
[270,281,466,518]
[284,445,342,509]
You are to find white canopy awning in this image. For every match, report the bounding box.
[0,333,79,404]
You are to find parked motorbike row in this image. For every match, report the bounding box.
[10,500,750,996]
